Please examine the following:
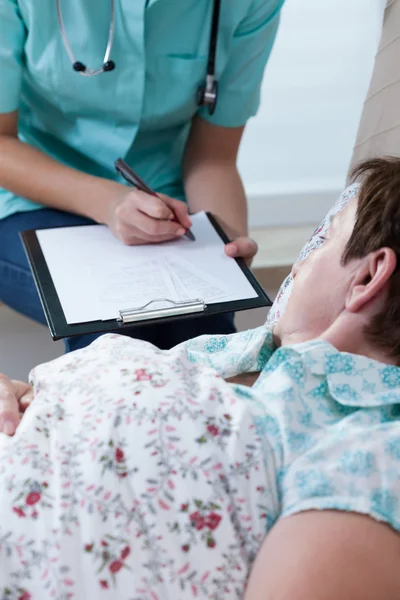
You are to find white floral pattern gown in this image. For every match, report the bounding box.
[0,329,277,600]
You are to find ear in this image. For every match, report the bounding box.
[346,248,397,313]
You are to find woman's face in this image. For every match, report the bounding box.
[274,199,358,346]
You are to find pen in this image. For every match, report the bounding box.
[115,158,196,242]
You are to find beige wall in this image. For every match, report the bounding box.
[0,306,63,380]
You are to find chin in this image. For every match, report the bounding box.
[272,329,282,348]
[279,329,317,347]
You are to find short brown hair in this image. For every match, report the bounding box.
[343,157,400,360]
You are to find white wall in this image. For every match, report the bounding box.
[240,0,386,228]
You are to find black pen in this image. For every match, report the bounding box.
[115,158,196,242]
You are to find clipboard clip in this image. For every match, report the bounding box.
[118,298,206,324]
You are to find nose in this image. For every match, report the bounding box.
[291,260,301,279]
[291,251,310,278]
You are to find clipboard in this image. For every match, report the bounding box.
[20,213,272,340]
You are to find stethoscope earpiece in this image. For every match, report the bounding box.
[72,61,86,73]
[103,61,116,72]
[57,0,116,77]
[72,60,115,74]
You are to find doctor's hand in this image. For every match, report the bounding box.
[105,188,192,245]
[208,216,258,266]
[0,375,33,436]
[225,236,258,267]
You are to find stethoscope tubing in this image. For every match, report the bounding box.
[56,0,116,77]
[56,0,220,112]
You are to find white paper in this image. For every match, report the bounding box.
[92,259,181,321]
[164,254,229,303]
[36,212,258,324]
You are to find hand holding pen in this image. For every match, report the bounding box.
[111,158,195,244]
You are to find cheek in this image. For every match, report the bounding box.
[306,265,346,323]
[288,264,341,326]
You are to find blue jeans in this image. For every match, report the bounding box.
[0,208,236,352]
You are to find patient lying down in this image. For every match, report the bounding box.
[1,158,400,599]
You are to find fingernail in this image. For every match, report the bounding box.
[177,228,185,236]
[3,420,15,435]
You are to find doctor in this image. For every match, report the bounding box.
[0,0,284,351]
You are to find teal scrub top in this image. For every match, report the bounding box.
[0,0,284,219]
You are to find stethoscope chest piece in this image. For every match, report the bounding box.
[197,76,218,116]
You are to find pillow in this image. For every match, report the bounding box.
[266,183,360,326]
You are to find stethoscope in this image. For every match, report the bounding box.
[56,0,221,115]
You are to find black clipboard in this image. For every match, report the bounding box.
[20,213,272,340]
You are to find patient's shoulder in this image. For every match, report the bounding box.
[257,339,400,410]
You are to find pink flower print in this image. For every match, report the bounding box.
[314,225,323,235]
[182,544,190,553]
[135,369,152,381]
[100,580,109,589]
[13,507,26,518]
[84,543,94,553]
[120,545,131,560]
[178,563,190,575]
[115,448,125,464]
[109,560,123,574]
[207,424,219,437]
[18,592,31,600]
[26,491,41,506]
[101,540,108,547]
[190,511,206,531]
[205,512,222,531]
[158,498,170,510]
[201,572,210,583]
[207,538,216,549]
[181,503,189,512]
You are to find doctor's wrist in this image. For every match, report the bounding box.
[84,179,128,225]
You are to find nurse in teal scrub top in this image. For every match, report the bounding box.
[0,0,284,352]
